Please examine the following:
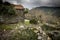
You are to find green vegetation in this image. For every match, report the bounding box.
[0,1,60,40]
[0,24,38,40]
[24,8,29,14]
[0,5,16,16]
[7,28,38,40]
[0,0,3,4]
[0,24,17,30]
[0,2,16,16]
[24,19,30,25]
[30,19,38,24]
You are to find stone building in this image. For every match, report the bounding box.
[14,4,24,17]
[0,4,24,24]
[13,4,24,22]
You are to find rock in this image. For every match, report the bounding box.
[47,31,60,40]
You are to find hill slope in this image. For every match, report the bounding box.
[25,7,60,26]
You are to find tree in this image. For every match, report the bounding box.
[3,1,11,6]
[0,1,16,16]
[23,8,29,19]
[24,8,29,14]
[30,19,38,24]
[0,0,3,4]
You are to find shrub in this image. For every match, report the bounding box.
[30,19,38,24]
[24,8,29,14]
[6,28,38,40]
[0,4,16,16]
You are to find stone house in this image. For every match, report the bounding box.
[13,4,24,22]
[14,4,24,17]
[0,4,24,24]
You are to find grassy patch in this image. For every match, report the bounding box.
[0,24,17,30]
[24,19,30,25]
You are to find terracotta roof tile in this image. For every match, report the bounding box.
[14,4,24,9]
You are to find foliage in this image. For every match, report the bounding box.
[3,1,11,6]
[0,3,16,16]
[0,0,3,4]
[30,19,38,24]
[24,8,29,14]
[24,19,30,25]
[0,24,17,30]
[5,28,38,40]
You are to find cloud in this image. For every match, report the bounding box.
[6,0,60,9]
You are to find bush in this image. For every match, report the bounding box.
[0,4,16,16]
[6,28,38,40]
[24,8,29,14]
[30,19,38,24]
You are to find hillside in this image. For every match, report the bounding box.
[25,7,60,40]
[0,5,60,40]
[31,7,60,17]
[26,7,60,24]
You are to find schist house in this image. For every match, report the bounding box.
[0,3,24,24]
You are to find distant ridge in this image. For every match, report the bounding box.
[34,6,60,9]
[30,6,60,17]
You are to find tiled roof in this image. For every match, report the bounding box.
[14,4,24,9]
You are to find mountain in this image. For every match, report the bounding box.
[31,6,60,17]
[25,6,60,40]
[25,6,60,25]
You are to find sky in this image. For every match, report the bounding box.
[4,0,60,9]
